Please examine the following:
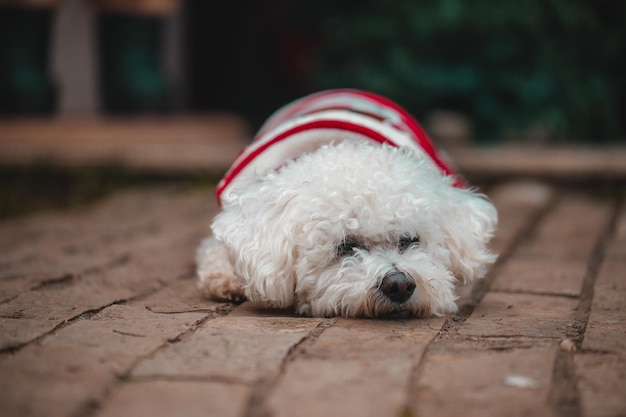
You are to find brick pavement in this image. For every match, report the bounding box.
[0,182,624,417]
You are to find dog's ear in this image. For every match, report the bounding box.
[210,186,298,308]
[440,188,498,285]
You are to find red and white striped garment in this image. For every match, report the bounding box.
[217,89,464,205]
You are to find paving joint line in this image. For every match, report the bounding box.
[279,318,336,370]
[129,373,254,386]
[144,305,231,315]
[118,313,217,380]
[0,285,163,356]
[549,350,580,417]
[0,304,113,357]
[72,306,231,417]
[30,273,77,291]
[29,253,132,293]
[0,253,133,307]
[489,289,581,299]
[242,318,336,417]
[547,198,621,417]
[570,199,622,345]
[449,189,559,327]
[0,293,20,306]
[403,189,559,414]
[468,190,559,312]
[463,334,565,340]
[402,316,447,415]
[78,253,133,278]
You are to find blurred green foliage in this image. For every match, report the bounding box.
[285,0,625,142]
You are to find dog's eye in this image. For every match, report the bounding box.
[399,235,420,252]
[336,238,365,257]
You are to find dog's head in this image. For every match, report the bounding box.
[212,141,497,318]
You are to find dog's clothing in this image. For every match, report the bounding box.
[200,89,498,318]
[216,89,464,206]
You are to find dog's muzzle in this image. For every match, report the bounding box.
[380,271,416,303]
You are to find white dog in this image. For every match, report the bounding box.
[197,89,497,318]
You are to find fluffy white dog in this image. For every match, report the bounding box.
[197,89,497,318]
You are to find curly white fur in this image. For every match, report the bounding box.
[197,140,497,318]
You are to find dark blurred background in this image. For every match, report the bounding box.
[188,0,626,143]
[1,0,625,143]
[1,0,625,219]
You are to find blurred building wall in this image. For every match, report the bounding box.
[50,0,183,116]
[52,0,96,115]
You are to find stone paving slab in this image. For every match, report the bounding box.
[512,196,612,260]
[266,318,444,417]
[459,292,579,339]
[132,316,322,384]
[268,359,412,417]
[493,257,589,296]
[605,205,626,261]
[411,343,559,417]
[573,206,626,417]
[131,277,226,314]
[575,353,626,417]
[583,256,626,354]
[0,182,623,417]
[0,304,207,417]
[0,188,215,301]
[455,181,553,307]
[95,380,251,417]
[0,187,216,350]
[484,181,553,257]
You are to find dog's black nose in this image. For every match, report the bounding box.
[380,272,416,303]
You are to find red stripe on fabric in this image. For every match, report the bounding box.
[364,92,463,184]
[272,89,457,180]
[335,90,439,158]
[336,90,463,184]
[216,119,398,202]
[216,91,466,203]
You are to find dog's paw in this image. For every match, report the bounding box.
[196,237,246,303]
[198,272,247,303]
